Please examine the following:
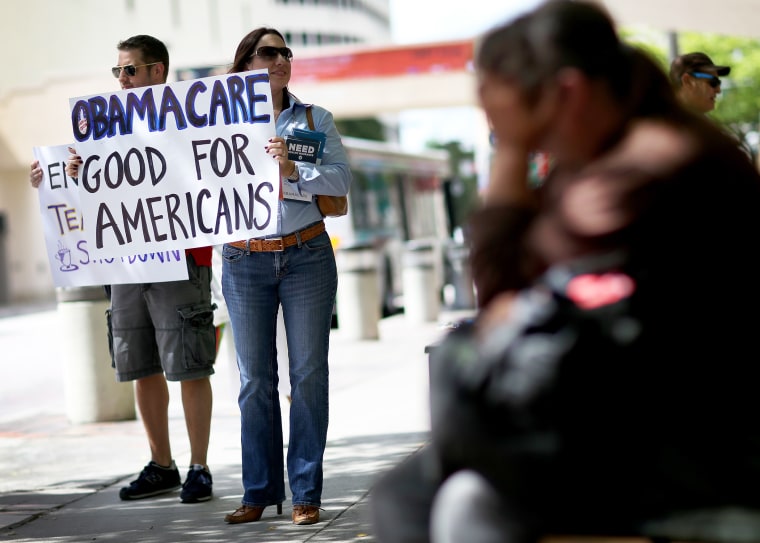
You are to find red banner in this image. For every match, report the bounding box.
[290,40,474,84]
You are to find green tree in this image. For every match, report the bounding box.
[334,117,385,141]
[428,141,479,234]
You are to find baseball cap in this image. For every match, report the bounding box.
[670,52,731,85]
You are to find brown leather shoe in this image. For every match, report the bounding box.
[292,505,320,525]
[224,503,282,524]
[224,505,265,524]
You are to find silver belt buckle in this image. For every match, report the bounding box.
[270,237,284,251]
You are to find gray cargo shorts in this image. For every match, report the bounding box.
[106,255,217,382]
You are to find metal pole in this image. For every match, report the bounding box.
[667,30,680,63]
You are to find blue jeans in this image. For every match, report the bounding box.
[221,229,337,508]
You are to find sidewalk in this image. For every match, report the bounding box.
[0,302,472,542]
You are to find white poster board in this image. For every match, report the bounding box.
[68,69,279,259]
[33,144,189,286]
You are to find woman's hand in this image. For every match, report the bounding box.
[265,136,297,178]
[30,160,43,188]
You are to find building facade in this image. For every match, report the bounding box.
[0,0,391,303]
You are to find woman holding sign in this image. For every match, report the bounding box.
[221,28,351,527]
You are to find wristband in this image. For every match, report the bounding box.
[287,163,300,181]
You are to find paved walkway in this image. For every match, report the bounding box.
[0,302,472,542]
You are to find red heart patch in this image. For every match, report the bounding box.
[565,273,635,309]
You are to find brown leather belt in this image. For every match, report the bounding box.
[227,221,325,252]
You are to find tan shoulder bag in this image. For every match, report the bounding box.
[305,106,348,218]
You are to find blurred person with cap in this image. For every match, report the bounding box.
[670,52,731,114]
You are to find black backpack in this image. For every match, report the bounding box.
[428,252,657,528]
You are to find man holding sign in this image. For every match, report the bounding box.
[31,35,216,504]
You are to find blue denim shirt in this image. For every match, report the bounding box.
[274,96,351,236]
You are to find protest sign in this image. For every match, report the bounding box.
[33,144,188,287]
[68,69,279,258]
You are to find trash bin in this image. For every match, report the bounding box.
[444,241,476,310]
[336,244,380,340]
[402,241,440,323]
[56,286,136,424]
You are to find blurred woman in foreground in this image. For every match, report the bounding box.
[371,1,760,541]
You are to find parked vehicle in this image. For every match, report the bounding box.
[328,136,452,317]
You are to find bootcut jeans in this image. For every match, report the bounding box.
[221,229,337,508]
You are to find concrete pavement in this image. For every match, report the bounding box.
[0,301,473,542]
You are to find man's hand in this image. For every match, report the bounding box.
[64,146,82,178]
[30,160,43,188]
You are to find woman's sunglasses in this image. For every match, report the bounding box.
[111,62,161,78]
[690,72,722,88]
[254,46,293,61]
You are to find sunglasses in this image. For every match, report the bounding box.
[690,72,722,88]
[111,62,161,78]
[254,46,293,61]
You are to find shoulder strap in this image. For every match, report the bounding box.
[305,105,315,130]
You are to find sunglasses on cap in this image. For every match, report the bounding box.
[254,46,293,61]
[690,72,722,88]
[111,62,161,78]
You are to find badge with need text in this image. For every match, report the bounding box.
[282,128,326,202]
[33,144,188,287]
[68,68,279,259]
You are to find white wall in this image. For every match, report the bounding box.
[596,0,760,39]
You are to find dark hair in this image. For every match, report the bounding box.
[476,1,623,101]
[229,28,290,106]
[623,47,685,119]
[117,35,170,82]
[476,0,682,120]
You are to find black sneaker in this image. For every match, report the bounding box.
[180,464,213,503]
[119,461,181,500]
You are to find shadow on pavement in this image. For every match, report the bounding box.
[0,431,428,543]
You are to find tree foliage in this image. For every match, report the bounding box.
[429,141,479,233]
[334,117,386,141]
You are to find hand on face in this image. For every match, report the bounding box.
[477,71,547,206]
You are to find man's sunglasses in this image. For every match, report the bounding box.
[254,46,293,61]
[690,72,722,88]
[111,62,161,78]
